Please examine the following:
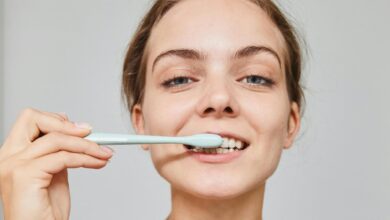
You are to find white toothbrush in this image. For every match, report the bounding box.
[84,132,223,148]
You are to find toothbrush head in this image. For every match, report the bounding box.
[185,133,223,148]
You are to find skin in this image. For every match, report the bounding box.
[0,0,300,219]
[131,0,301,219]
[0,109,113,219]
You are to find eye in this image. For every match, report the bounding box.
[161,75,195,88]
[239,74,275,87]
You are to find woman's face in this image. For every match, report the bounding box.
[132,0,300,199]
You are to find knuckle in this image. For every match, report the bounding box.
[42,132,65,150]
[19,107,38,119]
[53,112,68,121]
[55,114,68,124]
[57,150,70,161]
[52,116,73,131]
[45,112,69,127]
[57,112,69,120]
[46,131,63,141]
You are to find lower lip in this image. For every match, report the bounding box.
[184,147,248,163]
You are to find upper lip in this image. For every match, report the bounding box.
[203,131,250,145]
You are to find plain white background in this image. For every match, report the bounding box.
[1,0,389,219]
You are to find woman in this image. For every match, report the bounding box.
[0,0,304,219]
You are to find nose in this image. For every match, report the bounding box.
[196,79,240,118]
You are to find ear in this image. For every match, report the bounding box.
[131,104,149,151]
[283,102,301,149]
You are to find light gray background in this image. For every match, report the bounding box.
[0,0,3,158]
[0,0,3,215]
[1,0,389,219]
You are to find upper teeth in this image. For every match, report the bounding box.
[221,137,244,149]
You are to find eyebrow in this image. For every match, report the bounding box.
[151,45,282,73]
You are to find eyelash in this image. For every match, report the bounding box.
[161,73,275,88]
[240,74,275,87]
[161,74,196,88]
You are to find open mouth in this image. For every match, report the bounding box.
[184,135,250,154]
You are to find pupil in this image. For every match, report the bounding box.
[249,76,261,83]
[175,77,187,84]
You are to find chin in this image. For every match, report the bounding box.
[182,177,252,200]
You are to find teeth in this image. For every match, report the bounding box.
[221,137,245,149]
[222,138,229,148]
[228,138,235,148]
[221,148,231,153]
[236,141,242,149]
[185,135,248,154]
[190,147,236,154]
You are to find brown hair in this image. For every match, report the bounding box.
[122,0,305,115]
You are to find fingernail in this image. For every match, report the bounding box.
[74,122,92,130]
[101,145,114,154]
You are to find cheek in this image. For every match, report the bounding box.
[245,93,290,136]
[142,89,198,135]
[243,94,290,171]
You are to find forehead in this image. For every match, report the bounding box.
[147,0,286,69]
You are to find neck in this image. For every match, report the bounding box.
[166,184,265,220]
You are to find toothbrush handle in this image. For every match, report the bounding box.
[84,133,186,145]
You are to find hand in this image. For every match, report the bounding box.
[0,108,113,220]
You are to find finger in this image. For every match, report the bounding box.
[32,151,110,174]
[57,112,69,121]
[4,108,92,153]
[20,132,113,160]
[2,110,68,151]
[42,111,69,122]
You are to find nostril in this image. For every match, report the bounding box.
[224,106,233,113]
[204,107,214,114]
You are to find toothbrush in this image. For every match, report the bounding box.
[84,132,223,148]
